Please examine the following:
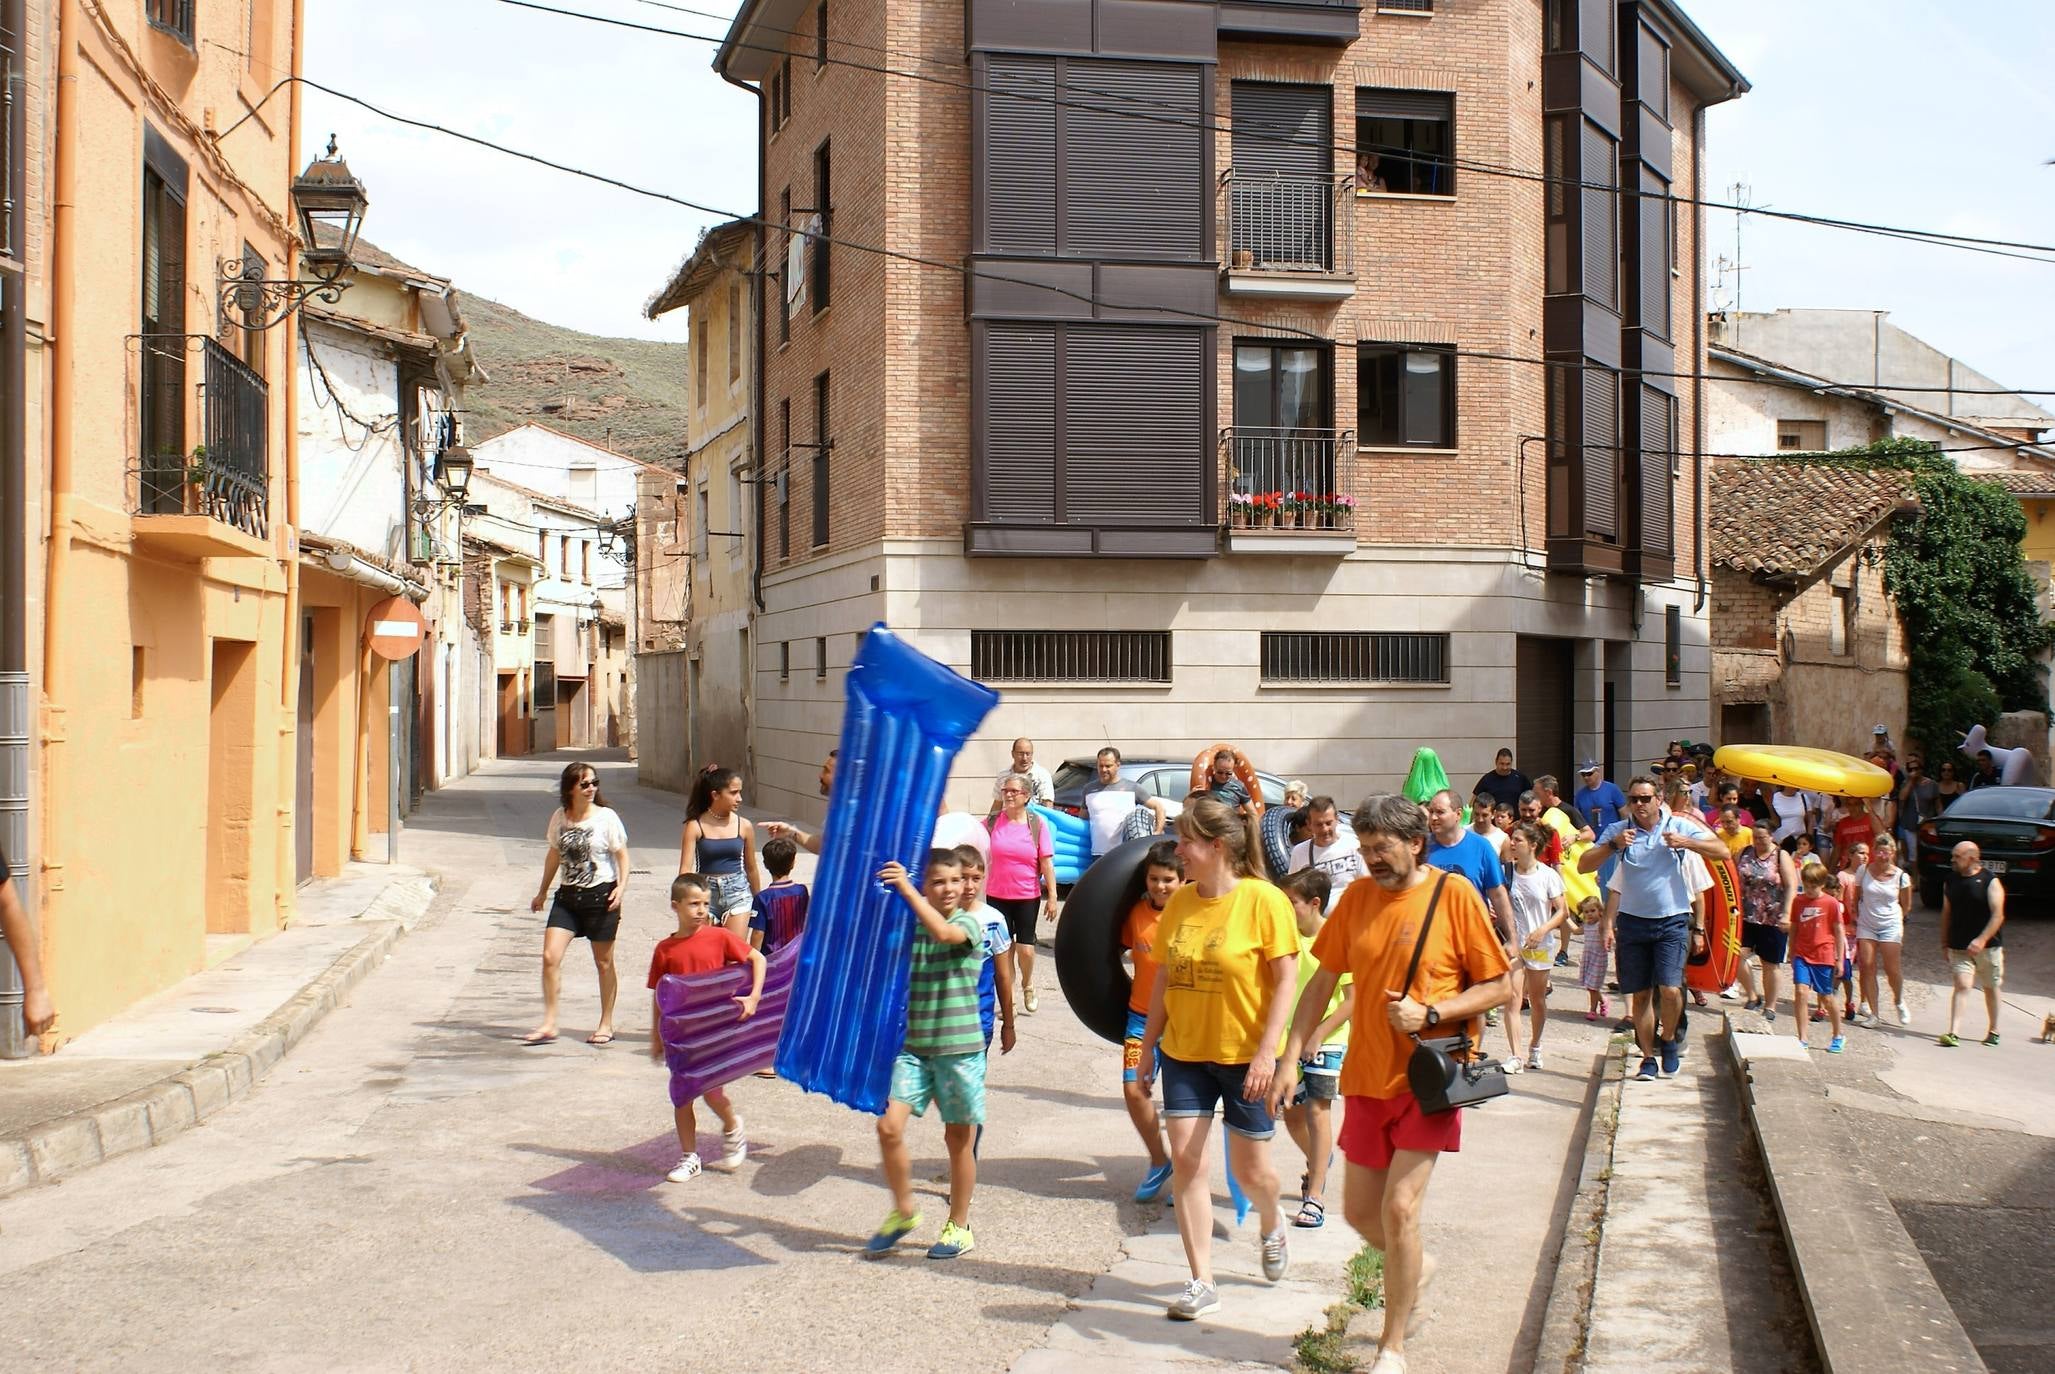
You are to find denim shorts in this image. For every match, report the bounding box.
[1614,912,1689,994]
[1158,1051,1276,1140]
[707,872,751,920]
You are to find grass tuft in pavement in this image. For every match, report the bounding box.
[1292,1244,1385,1373]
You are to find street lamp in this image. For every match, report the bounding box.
[219,135,371,331]
[433,443,474,502]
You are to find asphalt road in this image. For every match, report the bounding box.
[0,752,1617,1372]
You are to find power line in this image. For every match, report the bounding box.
[506,0,2055,266]
[253,73,2055,409]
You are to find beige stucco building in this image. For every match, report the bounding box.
[646,220,755,781]
[8,0,313,1042]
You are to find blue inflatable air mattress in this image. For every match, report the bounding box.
[773,625,1002,1114]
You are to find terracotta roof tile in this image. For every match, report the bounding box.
[1975,468,2055,499]
[1708,461,1916,580]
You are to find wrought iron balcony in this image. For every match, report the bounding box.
[1221,172,1355,299]
[1220,427,1359,553]
[129,335,271,559]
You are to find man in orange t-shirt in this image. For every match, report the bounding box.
[1272,794,1510,1372]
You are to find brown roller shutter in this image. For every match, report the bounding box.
[985,56,1057,255]
[1639,169,1670,339]
[1066,61,1206,259]
[1580,122,1617,309]
[1638,385,1674,555]
[1064,326,1206,525]
[983,322,1058,522]
[1583,367,1619,539]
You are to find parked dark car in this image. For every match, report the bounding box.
[1914,786,2055,908]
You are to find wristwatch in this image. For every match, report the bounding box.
[1423,1004,1442,1030]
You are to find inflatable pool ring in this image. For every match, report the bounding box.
[1260,805,1303,880]
[1188,743,1266,826]
[1684,854,1744,994]
[659,938,803,1105]
[1712,744,1893,800]
[775,625,1001,1114]
[1558,839,1600,911]
[1960,724,2034,786]
[1053,832,1162,1046]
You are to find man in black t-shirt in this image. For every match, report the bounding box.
[1472,748,1531,813]
[0,841,56,1040]
[1939,841,2006,1047]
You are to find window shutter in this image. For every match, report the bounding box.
[986,56,1057,255]
[1639,171,1670,339]
[1582,368,1619,539]
[1065,61,1206,258]
[1230,82,1331,179]
[1063,326,1205,525]
[1638,387,1674,555]
[1580,123,1617,309]
[1355,90,1451,123]
[984,323,1058,522]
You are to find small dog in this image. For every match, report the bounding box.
[2038,1012,2055,1044]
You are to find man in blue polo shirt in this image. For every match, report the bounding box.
[1578,775,1731,1080]
[1424,790,1524,1069]
[1574,760,1627,833]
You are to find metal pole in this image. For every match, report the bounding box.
[1,0,35,1058]
[387,666,400,865]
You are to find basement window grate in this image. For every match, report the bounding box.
[971,631,1172,684]
[1260,631,1449,685]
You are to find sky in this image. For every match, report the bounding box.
[304,0,2055,395]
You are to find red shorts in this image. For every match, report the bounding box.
[1338,1092,1463,1170]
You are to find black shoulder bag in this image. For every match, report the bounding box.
[1402,874,1510,1115]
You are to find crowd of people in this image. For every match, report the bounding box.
[513,728,2016,1374]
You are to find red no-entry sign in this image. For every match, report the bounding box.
[364,595,426,661]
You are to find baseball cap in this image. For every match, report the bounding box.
[1873,724,1889,735]
[1578,758,1600,774]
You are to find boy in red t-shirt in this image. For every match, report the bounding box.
[1831,797,1878,869]
[1787,861,1848,1052]
[1119,840,1183,1204]
[648,873,766,1183]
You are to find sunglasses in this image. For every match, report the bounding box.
[577,779,598,789]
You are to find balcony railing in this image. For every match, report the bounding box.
[132,335,271,549]
[1223,171,1354,277]
[1220,427,1358,542]
[146,0,194,46]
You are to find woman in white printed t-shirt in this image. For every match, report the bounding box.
[527,760,631,1047]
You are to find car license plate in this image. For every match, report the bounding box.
[1987,860,2009,874]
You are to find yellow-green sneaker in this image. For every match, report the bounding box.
[927,1220,975,1260]
[864,1209,921,1254]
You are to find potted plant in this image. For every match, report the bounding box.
[183,445,211,515]
[1253,491,1279,527]
[1228,491,1254,527]
[1331,492,1357,529]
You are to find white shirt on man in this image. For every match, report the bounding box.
[1289,831,1367,911]
[992,763,1054,808]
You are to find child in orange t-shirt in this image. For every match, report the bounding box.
[648,873,766,1184]
[1119,840,1183,1203]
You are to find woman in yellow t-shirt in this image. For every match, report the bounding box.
[1136,797,1300,1321]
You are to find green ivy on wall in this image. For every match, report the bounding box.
[1786,438,2053,762]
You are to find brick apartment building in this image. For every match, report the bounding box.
[714,0,1747,821]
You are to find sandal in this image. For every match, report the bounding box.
[1293,1197,1326,1229]
[586,1031,615,1046]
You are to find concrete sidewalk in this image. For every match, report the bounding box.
[0,861,438,1197]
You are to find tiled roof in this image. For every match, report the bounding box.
[1708,461,1917,581]
[1975,468,2055,499]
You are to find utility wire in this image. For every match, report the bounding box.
[507,0,2055,266]
[241,73,2055,412]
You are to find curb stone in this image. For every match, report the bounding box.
[1530,1035,1631,1374]
[0,871,438,1199]
[1723,1014,1986,1374]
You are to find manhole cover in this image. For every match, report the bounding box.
[191,1006,239,1015]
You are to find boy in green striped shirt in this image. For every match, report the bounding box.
[867,848,989,1260]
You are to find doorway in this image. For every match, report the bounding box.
[295,615,315,886]
[1515,636,1575,786]
[207,639,259,933]
[497,672,523,756]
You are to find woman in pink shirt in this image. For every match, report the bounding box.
[986,772,1059,1013]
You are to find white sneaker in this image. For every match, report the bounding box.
[720,1119,748,1170]
[1896,1002,1911,1027]
[1526,1047,1544,1071]
[1500,1056,1525,1075]
[665,1152,703,1183]
[1368,1349,1407,1373]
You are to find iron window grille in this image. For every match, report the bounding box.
[147,0,194,46]
[1377,0,1433,11]
[1260,632,1449,685]
[815,636,828,680]
[134,335,270,541]
[972,631,1173,685]
[779,640,790,682]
